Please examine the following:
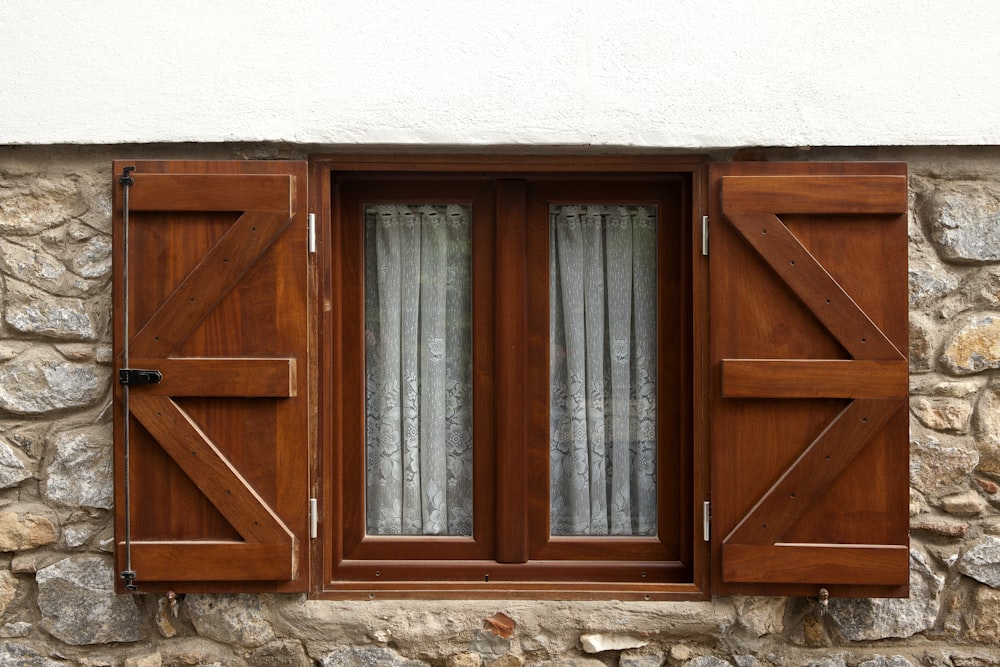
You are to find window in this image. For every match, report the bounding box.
[323,161,695,596]
[113,156,909,599]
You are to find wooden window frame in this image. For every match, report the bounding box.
[312,155,711,600]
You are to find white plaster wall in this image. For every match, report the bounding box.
[2,1,999,147]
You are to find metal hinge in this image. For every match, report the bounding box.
[701,216,709,256]
[307,213,316,254]
[309,498,318,539]
[703,501,711,542]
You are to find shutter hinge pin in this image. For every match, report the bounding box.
[703,501,711,542]
[701,216,710,256]
[309,498,318,539]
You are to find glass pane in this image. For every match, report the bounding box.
[364,204,473,536]
[549,204,657,536]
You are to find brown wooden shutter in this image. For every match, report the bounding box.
[112,161,310,593]
[708,162,909,597]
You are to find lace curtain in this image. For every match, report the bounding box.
[364,204,474,536]
[549,205,658,536]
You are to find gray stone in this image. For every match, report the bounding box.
[319,646,429,667]
[734,596,786,637]
[248,639,313,667]
[0,353,107,414]
[909,268,960,307]
[470,628,512,656]
[974,384,1000,474]
[156,636,248,667]
[580,632,647,653]
[0,508,58,550]
[62,523,91,548]
[0,238,91,297]
[0,436,33,488]
[445,654,483,667]
[909,315,934,373]
[185,593,276,648]
[941,490,986,515]
[68,234,111,279]
[11,550,64,574]
[967,586,1000,643]
[620,650,664,667]
[857,657,916,667]
[0,176,89,235]
[804,658,847,667]
[4,421,47,458]
[957,535,1000,587]
[940,313,1000,374]
[0,641,66,667]
[683,658,733,667]
[0,570,17,616]
[910,436,979,494]
[124,654,163,667]
[0,621,33,637]
[732,657,762,667]
[44,424,112,509]
[4,278,97,340]
[95,345,114,364]
[910,396,973,433]
[35,555,143,645]
[828,549,943,640]
[924,182,1000,263]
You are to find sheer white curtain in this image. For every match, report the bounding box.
[549,205,657,536]
[364,204,474,536]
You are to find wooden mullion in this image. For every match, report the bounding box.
[495,179,529,564]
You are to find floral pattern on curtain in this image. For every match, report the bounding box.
[364,204,474,536]
[549,205,658,536]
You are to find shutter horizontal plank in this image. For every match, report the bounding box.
[723,544,909,585]
[123,541,295,581]
[129,357,296,397]
[721,360,907,399]
[720,175,907,215]
[129,174,293,212]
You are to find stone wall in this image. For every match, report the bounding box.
[0,145,998,667]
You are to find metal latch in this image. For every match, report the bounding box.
[118,369,163,386]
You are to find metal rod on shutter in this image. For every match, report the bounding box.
[118,166,138,591]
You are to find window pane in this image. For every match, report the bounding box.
[549,205,657,536]
[364,204,473,536]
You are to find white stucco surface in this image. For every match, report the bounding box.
[2,1,999,147]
